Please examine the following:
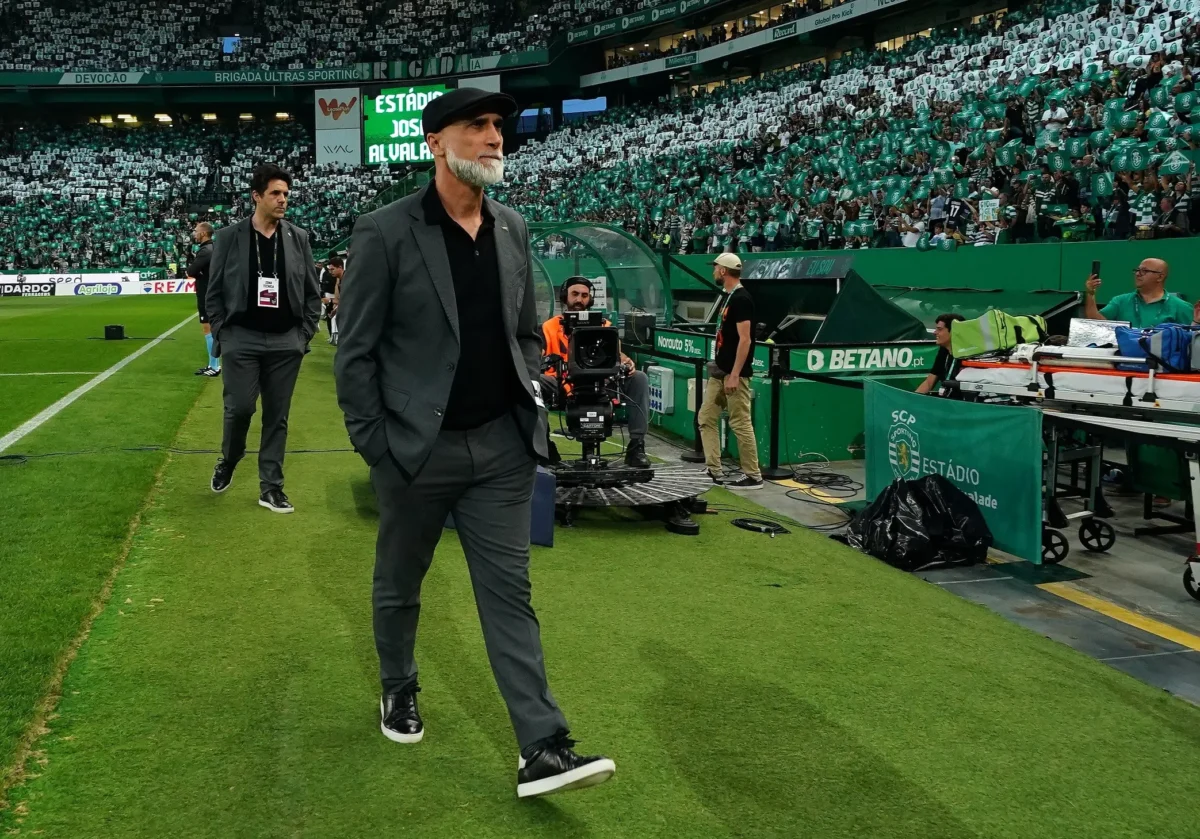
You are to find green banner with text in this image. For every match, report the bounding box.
[791,343,938,376]
[654,329,710,360]
[864,381,1044,562]
[392,49,549,80]
[0,66,373,87]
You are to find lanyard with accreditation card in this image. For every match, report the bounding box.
[255,230,283,309]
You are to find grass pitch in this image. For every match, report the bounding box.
[2,297,1200,838]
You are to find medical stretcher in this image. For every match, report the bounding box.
[947,346,1200,599]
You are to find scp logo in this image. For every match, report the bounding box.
[888,410,921,481]
[319,96,358,120]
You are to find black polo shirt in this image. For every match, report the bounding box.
[234,226,296,334]
[422,183,521,431]
[930,347,964,399]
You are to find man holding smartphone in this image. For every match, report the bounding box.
[1084,258,1200,328]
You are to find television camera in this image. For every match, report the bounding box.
[544,309,653,486]
[541,280,709,534]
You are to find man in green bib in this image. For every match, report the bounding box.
[1083,258,1200,328]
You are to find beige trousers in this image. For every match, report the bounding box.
[697,373,760,479]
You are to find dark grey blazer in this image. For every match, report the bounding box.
[333,182,549,474]
[205,216,323,352]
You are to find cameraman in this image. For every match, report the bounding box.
[541,276,652,468]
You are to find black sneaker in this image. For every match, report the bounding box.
[380,687,423,744]
[726,476,764,490]
[259,489,294,514]
[624,439,651,468]
[702,469,724,485]
[202,366,221,377]
[517,734,615,799]
[194,365,212,376]
[211,459,235,493]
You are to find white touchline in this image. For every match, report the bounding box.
[0,315,195,454]
[0,372,98,377]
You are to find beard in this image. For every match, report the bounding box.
[446,148,504,187]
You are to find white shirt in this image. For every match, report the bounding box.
[1042,106,1068,132]
[902,218,926,248]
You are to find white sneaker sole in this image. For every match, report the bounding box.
[517,758,616,799]
[379,699,423,743]
[258,499,295,513]
[727,482,763,491]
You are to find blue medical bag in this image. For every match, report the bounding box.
[1115,323,1196,373]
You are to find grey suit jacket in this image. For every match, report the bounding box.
[205,217,322,353]
[333,182,549,474]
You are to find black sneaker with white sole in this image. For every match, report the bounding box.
[517,734,615,799]
[211,459,235,493]
[259,489,294,513]
[380,687,423,744]
[726,476,764,490]
[202,366,221,377]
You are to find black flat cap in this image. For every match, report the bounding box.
[422,87,518,135]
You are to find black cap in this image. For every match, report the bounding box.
[422,87,518,135]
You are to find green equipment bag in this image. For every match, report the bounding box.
[951,310,1048,359]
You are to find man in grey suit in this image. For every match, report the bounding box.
[334,88,615,799]
[206,163,322,513]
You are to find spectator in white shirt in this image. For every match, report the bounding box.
[1042,103,1069,134]
[901,207,926,248]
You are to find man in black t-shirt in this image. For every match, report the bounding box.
[187,222,216,377]
[916,313,965,396]
[205,163,322,513]
[698,252,762,489]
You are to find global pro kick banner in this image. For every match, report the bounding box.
[362,84,449,165]
[863,380,1043,562]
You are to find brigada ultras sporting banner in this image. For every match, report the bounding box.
[864,380,1044,562]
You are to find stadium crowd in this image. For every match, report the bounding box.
[0,0,656,71]
[0,120,409,271]
[498,0,1200,253]
[6,0,1200,269]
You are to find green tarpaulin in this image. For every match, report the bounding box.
[816,274,928,344]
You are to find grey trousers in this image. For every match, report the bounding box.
[538,369,650,440]
[369,411,569,749]
[219,324,305,493]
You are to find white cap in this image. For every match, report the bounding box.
[712,253,743,271]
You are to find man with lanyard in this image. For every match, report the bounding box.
[916,313,965,396]
[540,276,651,468]
[188,221,218,377]
[697,253,762,489]
[1083,258,1200,328]
[205,163,322,513]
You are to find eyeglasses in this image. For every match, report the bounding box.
[1133,267,1164,275]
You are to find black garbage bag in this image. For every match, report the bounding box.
[846,475,993,572]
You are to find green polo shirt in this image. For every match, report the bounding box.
[1100,292,1195,329]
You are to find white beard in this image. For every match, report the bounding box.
[446,148,504,187]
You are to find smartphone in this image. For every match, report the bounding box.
[1092,260,1101,279]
